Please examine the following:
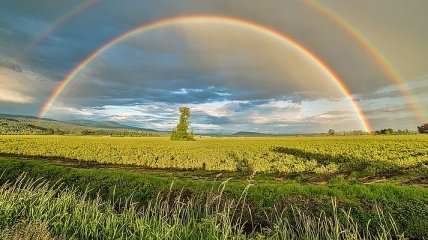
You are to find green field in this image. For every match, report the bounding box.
[0,135,427,174]
[0,135,427,239]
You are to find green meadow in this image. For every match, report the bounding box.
[0,135,427,239]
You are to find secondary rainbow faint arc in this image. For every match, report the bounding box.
[303,0,427,123]
[4,0,100,68]
[37,15,372,132]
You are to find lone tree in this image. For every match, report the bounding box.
[417,123,428,133]
[170,107,195,141]
[328,129,335,135]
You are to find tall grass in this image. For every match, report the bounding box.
[0,174,405,240]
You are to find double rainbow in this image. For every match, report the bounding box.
[36,15,372,132]
[3,0,99,69]
[304,0,427,123]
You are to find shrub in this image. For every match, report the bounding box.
[417,123,428,133]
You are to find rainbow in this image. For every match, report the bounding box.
[303,0,427,123]
[3,0,99,69]
[37,15,372,132]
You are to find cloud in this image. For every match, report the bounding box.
[2,0,428,92]
[0,56,57,111]
[0,89,33,103]
[0,66,35,103]
[354,76,428,130]
[360,76,428,100]
[56,23,348,109]
[0,0,427,132]
[47,97,364,134]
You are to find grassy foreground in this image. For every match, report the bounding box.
[0,157,427,238]
[0,173,406,240]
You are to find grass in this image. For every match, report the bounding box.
[0,221,64,240]
[0,173,407,240]
[0,156,427,238]
[0,134,426,238]
[0,135,426,174]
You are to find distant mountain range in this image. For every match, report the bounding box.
[0,113,164,136]
[232,131,275,136]
[68,119,159,132]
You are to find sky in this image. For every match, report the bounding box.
[0,0,427,134]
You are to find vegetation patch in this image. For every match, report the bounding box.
[0,156,427,238]
[0,173,413,239]
[0,135,426,174]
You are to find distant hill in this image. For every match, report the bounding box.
[69,119,159,132]
[0,113,164,136]
[232,131,270,136]
[0,113,49,120]
[230,131,297,137]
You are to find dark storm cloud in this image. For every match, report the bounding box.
[58,24,349,107]
[2,0,428,89]
[0,0,158,79]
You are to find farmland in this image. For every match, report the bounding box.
[0,135,427,239]
[0,135,427,174]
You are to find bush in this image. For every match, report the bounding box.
[417,123,428,133]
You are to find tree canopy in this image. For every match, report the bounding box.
[170,107,195,141]
[417,123,428,134]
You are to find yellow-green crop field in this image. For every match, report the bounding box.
[0,135,427,174]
